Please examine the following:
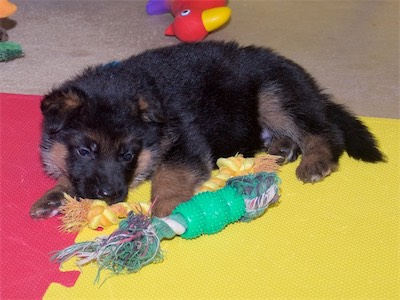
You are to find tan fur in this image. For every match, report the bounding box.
[41,90,81,113]
[86,130,125,155]
[151,164,206,217]
[258,90,301,142]
[258,90,337,182]
[138,97,149,111]
[296,135,337,182]
[130,148,157,187]
[62,91,81,110]
[42,142,68,177]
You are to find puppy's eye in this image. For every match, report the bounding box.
[77,147,91,157]
[181,9,191,16]
[122,152,134,162]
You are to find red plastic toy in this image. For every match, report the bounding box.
[146,0,231,42]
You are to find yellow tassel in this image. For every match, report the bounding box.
[59,195,149,232]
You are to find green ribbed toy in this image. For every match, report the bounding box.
[52,172,280,282]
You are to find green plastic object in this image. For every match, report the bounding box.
[172,187,246,239]
[0,41,23,62]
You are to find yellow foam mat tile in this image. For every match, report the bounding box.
[45,117,399,299]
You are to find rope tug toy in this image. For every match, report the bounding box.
[59,155,280,232]
[52,155,281,280]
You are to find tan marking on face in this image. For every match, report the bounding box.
[85,130,123,155]
[42,142,68,177]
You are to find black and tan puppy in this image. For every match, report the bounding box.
[30,41,384,219]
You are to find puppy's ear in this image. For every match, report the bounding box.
[41,87,83,133]
[137,96,166,123]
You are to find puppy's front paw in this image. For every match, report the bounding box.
[30,190,66,219]
[296,159,337,183]
[151,197,183,218]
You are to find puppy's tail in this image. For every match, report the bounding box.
[327,102,385,162]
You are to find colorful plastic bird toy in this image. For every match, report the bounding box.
[146,0,231,42]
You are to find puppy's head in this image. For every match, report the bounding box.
[40,86,164,204]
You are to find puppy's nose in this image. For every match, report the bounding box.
[98,185,115,198]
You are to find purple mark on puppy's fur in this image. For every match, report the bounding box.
[261,128,272,147]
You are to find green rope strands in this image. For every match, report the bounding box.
[0,41,23,62]
[52,213,163,281]
[229,172,280,222]
[52,172,281,281]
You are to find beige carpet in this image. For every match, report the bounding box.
[0,0,398,118]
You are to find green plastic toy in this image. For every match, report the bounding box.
[52,172,281,282]
[0,0,22,61]
[0,41,23,61]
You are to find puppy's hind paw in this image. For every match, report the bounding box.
[266,137,300,165]
[296,159,337,183]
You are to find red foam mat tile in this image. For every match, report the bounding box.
[0,93,79,300]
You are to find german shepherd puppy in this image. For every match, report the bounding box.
[30,41,384,219]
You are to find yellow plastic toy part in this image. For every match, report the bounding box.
[0,0,17,18]
[202,7,231,33]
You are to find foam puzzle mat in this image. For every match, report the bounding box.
[1,93,399,299]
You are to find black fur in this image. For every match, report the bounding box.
[30,41,384,218]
